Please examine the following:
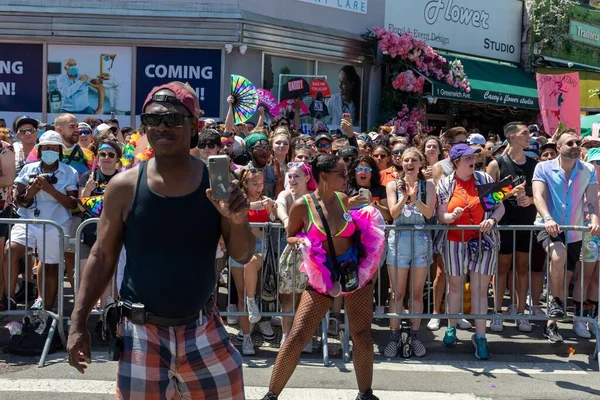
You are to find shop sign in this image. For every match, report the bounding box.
[569,20,600,48]
[0,43,43,113]
[433,85,539,110]
[384,0,523,63]
[296,0,368,14]
[136,47,222,118]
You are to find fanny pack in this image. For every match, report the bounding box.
[467,235,495,261]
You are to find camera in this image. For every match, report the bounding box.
[28,173,58,185]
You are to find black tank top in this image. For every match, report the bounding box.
[497,154,537,224]
[120,161,221,318]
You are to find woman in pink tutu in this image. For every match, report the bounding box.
[262,154,385,400]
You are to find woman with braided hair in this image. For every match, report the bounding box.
[262,154,385,400]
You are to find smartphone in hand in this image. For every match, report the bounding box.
[208,155,230,201]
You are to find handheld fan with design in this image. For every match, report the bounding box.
[77,196,104,217]
[231,74,258,124]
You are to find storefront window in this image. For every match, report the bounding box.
[263,54,315,100]
[317,62,363,128]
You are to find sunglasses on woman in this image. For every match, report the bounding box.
[355,166,372,173]
[198,142,218,149]
[99,151,117,159]
[342,156,355,164]
[79,129,92,136]
[372,154,387,159]
[316,143,331,149]
[140,112,192,127]
[287,162,304,169]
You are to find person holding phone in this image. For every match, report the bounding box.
[326,65,361,128]
[67,82,254,400]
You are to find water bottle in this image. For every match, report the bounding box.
[400,322,412,358]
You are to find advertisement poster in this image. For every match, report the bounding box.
[136,47,221,119]
[47,45,132,126]
[0,43,43,128]
[536,72,581,135]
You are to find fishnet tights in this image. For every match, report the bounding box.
[268,283,374,395]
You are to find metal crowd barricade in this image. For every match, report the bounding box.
[73,217,116,313]
[220,222,331,366]
[364,223,600,369]
[0,218,67,368]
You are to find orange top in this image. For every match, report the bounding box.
[380,166,399,186]
[447,176,484,242]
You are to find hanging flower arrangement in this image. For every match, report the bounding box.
[371,26,471,92]
[392,70,426,94]
[384,104,426,136]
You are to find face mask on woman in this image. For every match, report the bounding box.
[41,150,60,165]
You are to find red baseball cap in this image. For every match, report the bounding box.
[142,83,199,148]
[142,83,197,116]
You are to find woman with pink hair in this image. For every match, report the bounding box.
[275,162,317,352]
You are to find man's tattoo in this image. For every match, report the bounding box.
[588,202,596,216]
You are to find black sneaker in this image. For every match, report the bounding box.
[356,388,379,400]
[548,298,565,318]
[261,392,278,400]
[14,281,37,304]
[544,323,564,344]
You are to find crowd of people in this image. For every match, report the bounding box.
[1,80,599,399]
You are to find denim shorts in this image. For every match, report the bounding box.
[229,237,262,268]
[387,230,432,268]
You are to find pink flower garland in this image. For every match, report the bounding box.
[392,70,426,94]
[372,26,471,92]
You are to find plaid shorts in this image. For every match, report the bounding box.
[116,308,244,400]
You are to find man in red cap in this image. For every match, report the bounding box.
[67,82,254,399]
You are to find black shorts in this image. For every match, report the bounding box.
[536,230,582,272]
[499,230,536,255]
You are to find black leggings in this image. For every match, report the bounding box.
[268,283,375,395]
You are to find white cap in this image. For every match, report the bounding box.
[35,130,66,150]
[468,133,486,146]
[78,122,92,131]
[93,123,117,137]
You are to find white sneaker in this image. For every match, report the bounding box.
[246,297,261,324]
[573,319,592,339]
[226,305,239,325]
[270,316,282,326]
[427,318,441,331]
[457,318,472,330]
[489,314,504,332]
[302,338,313,353]
[242,335,255,355]
[258,320,275,341]
[531,305,545,316]
[516,314,533,332]
[280,333,287,348]
[31,297,44,311]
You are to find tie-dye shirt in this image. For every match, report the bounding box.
[532,157,598,243]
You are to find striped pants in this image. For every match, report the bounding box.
[443,240,498,277]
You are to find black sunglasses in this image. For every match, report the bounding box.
[198,143,219,149]
[342,156,355,163]
[450,140,468,146]
[392,149,404,156]
[99,151,117,159]
[565,140,582,147]
[140,112,191,127]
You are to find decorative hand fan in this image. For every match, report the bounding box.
[78,196,104,217]
[231,75,258,124]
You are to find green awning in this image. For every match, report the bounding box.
[581,113,600,137]
[423,54,539,110]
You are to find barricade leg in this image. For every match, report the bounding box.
[342,305,351,363]
[321,313,329,367]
